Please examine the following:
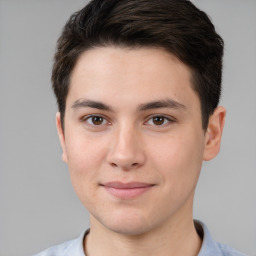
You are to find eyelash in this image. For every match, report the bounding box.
[82,115,110,127]
[81,115,175,128]
[144,115,174,127]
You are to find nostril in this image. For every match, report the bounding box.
[109,161,140,170]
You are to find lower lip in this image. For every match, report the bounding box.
[103,186,152,199]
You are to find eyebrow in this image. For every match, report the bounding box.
[71,98,186,112]
[138,99,186,111]
[71,99,114,111]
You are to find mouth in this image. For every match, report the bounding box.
[100,182,155,199]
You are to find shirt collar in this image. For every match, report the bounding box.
[195,220,224,255]
[64,229,88,256]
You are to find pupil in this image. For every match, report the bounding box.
[153,116,164,125]
[92,116,103,125]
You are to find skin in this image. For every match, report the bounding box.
[56,47,226,256]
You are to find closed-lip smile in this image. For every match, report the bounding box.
[101,182,155,199]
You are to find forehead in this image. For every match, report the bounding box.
[71,46,192,84]
[68,46,199,110]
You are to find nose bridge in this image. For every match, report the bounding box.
[107,122,145,169]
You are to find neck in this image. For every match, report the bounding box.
[84,214,202,256]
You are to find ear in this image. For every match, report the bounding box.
[203,106,226,161]
[56,112,68,163]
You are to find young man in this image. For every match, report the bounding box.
[35,0,246,255]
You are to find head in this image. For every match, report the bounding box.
[53,0,226,237]
[52,0,224,131]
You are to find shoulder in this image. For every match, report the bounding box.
[33,239,77,256]
[215,242,247,256]
[33,230,88,256]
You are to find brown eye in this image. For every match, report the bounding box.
[145,115,173,127]
[86,116,107,126]
[91,116,104,125]
[152,116,165,125]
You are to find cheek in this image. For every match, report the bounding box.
[148,131,204,187]
[64,133,107,192]
[65,130,106,166]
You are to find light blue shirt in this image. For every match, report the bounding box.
[33,221,247,256]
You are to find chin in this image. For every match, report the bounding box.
[106,222,153,236]
[93,209,155,236]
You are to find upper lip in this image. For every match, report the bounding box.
[102,182,154,189]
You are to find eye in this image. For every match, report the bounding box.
[145,115,173,126]
[84,115,108,126]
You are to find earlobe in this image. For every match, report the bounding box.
[56,112,68,163]
[203,106,226,161]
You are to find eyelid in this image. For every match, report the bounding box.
[81,114,111,127]
[144,114,175,126]
[80,114,175,128]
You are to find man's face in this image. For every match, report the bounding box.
[57,47,223,235]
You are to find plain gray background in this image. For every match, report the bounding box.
[0,0,255,255]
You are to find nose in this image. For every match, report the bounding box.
[107,126,146,170]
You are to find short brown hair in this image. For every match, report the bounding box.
[52,0,224,130]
